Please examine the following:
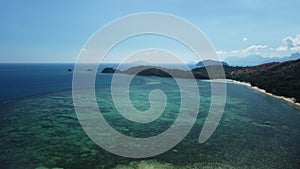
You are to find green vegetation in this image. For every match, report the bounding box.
[226,60,300,103]
[191,59,300,102]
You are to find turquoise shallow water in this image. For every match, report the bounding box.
[1,70,300,168]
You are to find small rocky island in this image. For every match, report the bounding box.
[102,67,116,73]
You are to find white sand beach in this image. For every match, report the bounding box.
[227,79,300,107]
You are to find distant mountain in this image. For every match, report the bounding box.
[224,55,268,66]
[196,59,228,67]
[224,52,300,66]
[287,53,300,60]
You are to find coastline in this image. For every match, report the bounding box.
[102,67,300,108]
[225,79,300,107]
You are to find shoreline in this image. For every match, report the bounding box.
[225,79,300,107]
[103,69,300,108]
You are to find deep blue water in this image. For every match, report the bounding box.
[0,63,196,102]
[0,64,73,101]
[0,63,119,101]
[0,64,299,169]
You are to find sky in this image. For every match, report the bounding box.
[0,0,300,63]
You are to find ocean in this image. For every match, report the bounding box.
[0,64,300,169]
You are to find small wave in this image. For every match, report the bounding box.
[146,81,162,85]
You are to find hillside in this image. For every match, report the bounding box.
[110,66,198,79]
[227,59,300,102]
[191,59,300,102]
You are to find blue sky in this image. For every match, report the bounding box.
[0,0,300,63]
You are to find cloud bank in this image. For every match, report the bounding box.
[218,34,300,59]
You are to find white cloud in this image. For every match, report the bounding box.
[276,46,287,52]
[216,50,226,54]
[216,50,227,60]
[276,34,300,52]
[243,37,248,41]
[231,50,240,54]
[219,34,300,59]
[217,45,269,58]
[243,45,267,53]
[283,36,294,49]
